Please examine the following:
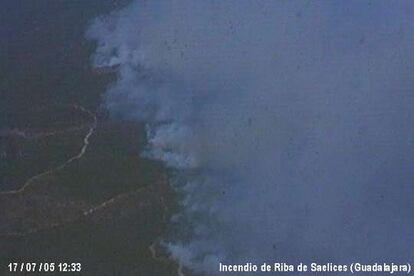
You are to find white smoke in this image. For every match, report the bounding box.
[87,1,414,274]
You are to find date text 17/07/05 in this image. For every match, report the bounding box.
[8,262,82,273]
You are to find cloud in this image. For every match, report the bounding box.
[87,1,414,274]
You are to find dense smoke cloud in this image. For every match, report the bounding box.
[87,1,414,274]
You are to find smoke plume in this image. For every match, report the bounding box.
[87,1,414,274]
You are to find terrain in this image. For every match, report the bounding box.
[0,1,179,275]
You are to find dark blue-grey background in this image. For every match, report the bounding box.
[78,0,414,273]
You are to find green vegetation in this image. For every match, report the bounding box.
[56,121,164,204]
[0,0,179,275]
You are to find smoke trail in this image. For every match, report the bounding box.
[87,1,414,274]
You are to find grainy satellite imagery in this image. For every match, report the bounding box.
[1,1,413,276]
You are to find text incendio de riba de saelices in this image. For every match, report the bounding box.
[219,262,412,274]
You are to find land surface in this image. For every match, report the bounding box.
[0,1,179,275]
